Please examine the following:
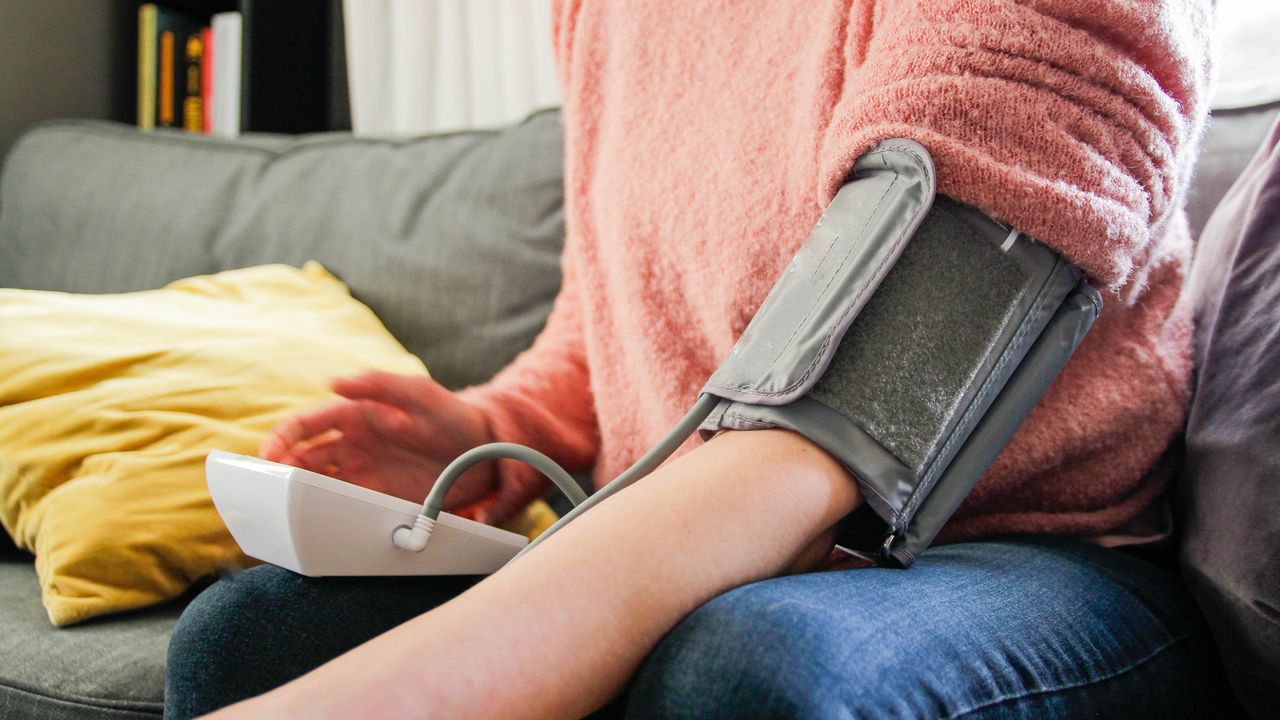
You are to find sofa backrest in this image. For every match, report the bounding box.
[0,110,566,391]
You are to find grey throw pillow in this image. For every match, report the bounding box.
[1178,116,1280,719]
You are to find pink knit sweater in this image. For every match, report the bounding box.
[459,1,1213,542]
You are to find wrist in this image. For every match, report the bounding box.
[454,386,500,446]
[450,386,550,504]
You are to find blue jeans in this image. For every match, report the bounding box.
[165,537,1214,718]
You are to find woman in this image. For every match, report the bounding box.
[166,1,1216,717]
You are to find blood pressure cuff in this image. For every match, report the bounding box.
[698,139,1101,566]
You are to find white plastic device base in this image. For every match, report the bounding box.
[206,450,527,576]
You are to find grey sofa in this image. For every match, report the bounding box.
[0,105,1276,718]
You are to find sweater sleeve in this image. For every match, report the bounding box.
[452,0,599,525]
[456,255,600,524]
[819,0,1213,290]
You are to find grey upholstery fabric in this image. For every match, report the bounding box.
[1185,103,1280,239]
[0,110,566,390]
[0,560,182,719]
[1178,116,1280,719]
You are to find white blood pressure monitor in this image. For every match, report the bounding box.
[206,450,526,576]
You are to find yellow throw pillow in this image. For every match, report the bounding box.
[0,263,507,626]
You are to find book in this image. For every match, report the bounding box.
[149,6,205,129]
[210,12,243,137]
[182,30,205,132]
[201,27,214,133]
[137,5,157,130]
[159,26,174,126]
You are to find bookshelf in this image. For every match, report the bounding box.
[132,0,347,134]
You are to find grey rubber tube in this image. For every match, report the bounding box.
[420,442,589,519]
[508,393,721,562]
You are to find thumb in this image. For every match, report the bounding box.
[477,471,551,527]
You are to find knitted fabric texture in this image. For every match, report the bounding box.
[459,0,1212,540]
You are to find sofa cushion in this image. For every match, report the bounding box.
[0,559,180,719]
[1177,116,1280,717]
[0,110,566,391]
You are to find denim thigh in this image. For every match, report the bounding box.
[624,537,1213,719]
[164,565,480,719]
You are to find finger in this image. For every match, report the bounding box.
[332,370,444,415]
[284,430,344,475]
[260,432,289,462]
[475,480,525,526]
[438,468,498,511]
[457,490,500,523]
[478,497,513,527]
[351,397,440,447]
[293,427,343,456]
[265,398,359,452]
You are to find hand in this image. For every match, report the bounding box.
[261,371,497,509]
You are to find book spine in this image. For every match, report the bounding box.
[182,31,205,133]
[158,29,176,127]
[137,5,157,130]
[211,12,243,137]
[153,7,206,130]
[201,27,214,134]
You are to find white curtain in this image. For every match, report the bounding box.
[1212,0,1280,109]
[343,0,561,135]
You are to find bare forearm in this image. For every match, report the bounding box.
[217,429,861,719]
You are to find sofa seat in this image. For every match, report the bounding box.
[0,558,182,719]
